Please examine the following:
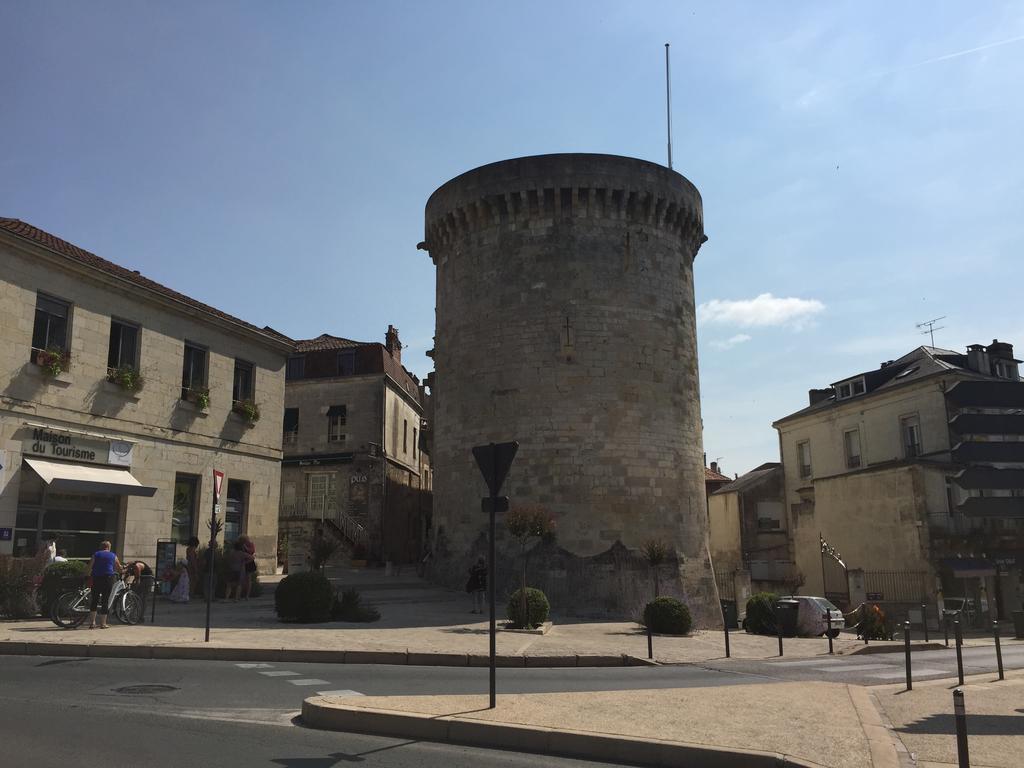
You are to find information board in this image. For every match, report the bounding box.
[155,539,178,595]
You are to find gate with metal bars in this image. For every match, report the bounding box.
[863,570,929,603]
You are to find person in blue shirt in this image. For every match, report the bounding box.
[86,540,122,629]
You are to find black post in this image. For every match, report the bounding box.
[647,624,653,660]
[488,487,496,709]
[903,620,913,691]
[953,688,970,768]
[993,621,1004,681]
[723,611,731,659]
[944,613,950,647]
[150,576,156,624]
[922,603,929,642]
[862,604,869,645]
[826,611,834,655]
[204,505,217,644]
[777,612,784,657]
[955,620,964,686]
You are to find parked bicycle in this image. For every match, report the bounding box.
[51,568,143,628]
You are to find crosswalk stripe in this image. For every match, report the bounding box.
[288,678,331,686]
[867,668,949,679]
[773,659,839,667]
[259,671,299,677]
[317,689,364,697]
[814,663,891,672]
[235,663,273,669]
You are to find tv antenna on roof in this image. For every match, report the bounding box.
[916,316,946,347]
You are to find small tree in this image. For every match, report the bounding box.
[506,505,555,626]
[641,539,669,598]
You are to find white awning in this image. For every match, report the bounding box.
[25,457,158,497]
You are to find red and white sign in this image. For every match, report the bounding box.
[213,469,225,503]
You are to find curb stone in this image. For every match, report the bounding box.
[846,685,901,768]
[0,640,648,668]
[300,698,820,768]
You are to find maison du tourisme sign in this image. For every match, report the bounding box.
[24,427,133,467]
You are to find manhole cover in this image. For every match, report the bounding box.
[113,684,178,695]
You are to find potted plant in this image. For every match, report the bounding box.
[34,347,70,377]
[184,387,210,410]
[107,365,144,393]
[232,398,261,424]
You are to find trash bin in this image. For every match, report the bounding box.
[1013,610,1024,640]
[775,598,800,637]
[721,599,738,630]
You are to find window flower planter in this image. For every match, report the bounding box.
[232,398,261,425]
[33,347,71,377]
[183,387,210,411]
[107,365,145,393]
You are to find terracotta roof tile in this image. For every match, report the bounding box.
[0,217,292,347]
[294,334,364,352]
[704,466,731,482]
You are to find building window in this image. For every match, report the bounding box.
[283,407,299,446]
[225,479,248,543]
[836,378,866,400]
[233,359,254,402]
[844,428,862,469]
[413,427,418,459]
[286,355,305,381]
[337,351,356,376]
[106,319,139,371]
[901,415,922,458]
[172,474,199,545]
[307,473,336,517]
[403,419,408,454]
[328,405,346,442]
[181,342,208,399]
[797,441,812,479]
[32,293,70,355]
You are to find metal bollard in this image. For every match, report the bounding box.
[777,618,784,657]
[953,688,970,768]
[904,621,913,690]
[826,611,834,654]
[862,604,869,645]
[944,614,949,647]
[993,621,1004,681]
[647,624,653,660]
[955,620,964,686]
[921,603,929,642]
[723,616,731,659]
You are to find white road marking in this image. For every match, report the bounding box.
[235,663,273,669]
[317,689,364,697]
[259,671,300,677]
[287,678,331,686]
[774,659,845,667]
[867,668,948,680]
[814,663,892,672]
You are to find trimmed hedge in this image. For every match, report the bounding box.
[744,592,779,635]
[38,560,89,616]
[0,556,44,619]
[642,596,692,635]
[506,587,550,629]
[274,571,334,623]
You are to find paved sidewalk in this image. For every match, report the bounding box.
[303,681,881,768]
[2,568,1017,665]
[872,670,1024,768]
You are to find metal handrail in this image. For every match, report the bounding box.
[279,498,368,547]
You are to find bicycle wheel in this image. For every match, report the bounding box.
[51,591,90,629]
[117,590,143,625]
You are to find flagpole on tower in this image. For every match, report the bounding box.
[665,42,673,170]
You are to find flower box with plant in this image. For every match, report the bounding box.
[107,365,144,393]
[33,347,70,377]
[183,387,210,410]
[232,398,261,424]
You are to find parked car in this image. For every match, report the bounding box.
[779,595,846,638]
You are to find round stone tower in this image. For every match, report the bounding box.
[422,153,719,626]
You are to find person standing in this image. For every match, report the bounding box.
[467,556,487,614]
[185,537,201,597]
[238,534,256,599]
[86,541,122,629]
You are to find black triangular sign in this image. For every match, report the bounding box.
[472,441,519,496]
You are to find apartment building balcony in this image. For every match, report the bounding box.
[951,440,1024,463]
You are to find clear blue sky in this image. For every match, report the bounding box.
[3,2,1022,475]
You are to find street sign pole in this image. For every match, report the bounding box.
[472,441,518,711]
[205,469,224,643]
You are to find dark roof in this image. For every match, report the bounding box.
[0,217,292,348]
[774,346,999,425]
[295,334,363,352]
[714,462,781,495]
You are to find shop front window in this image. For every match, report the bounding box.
[40,492,120,559]
[225,479,248,544]
[172,474,199,545]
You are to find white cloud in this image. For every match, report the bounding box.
[698,293,825,330]
[709,334,753,350]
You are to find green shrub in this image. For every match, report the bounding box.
[641,596,692,635]
[331,588,380,622]
[275,571,334,622]
[38,560,88,616]
[506,587,550,629]
[0,555,44,618]
[744,592,779,635]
